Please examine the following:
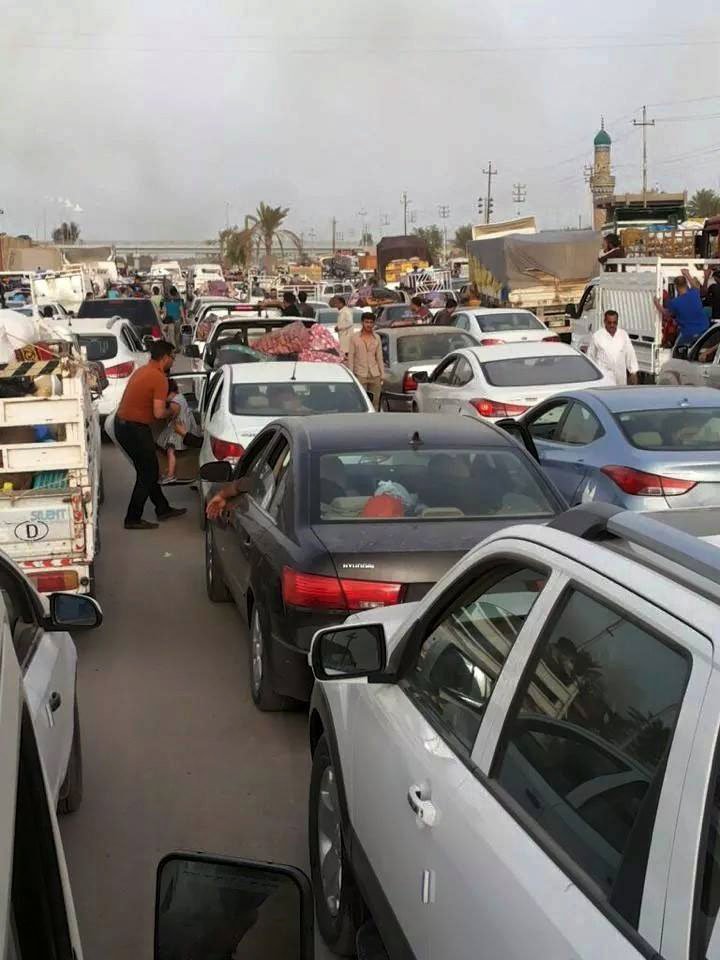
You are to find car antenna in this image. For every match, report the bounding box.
[290,359,298,381]
[410,430,423,447]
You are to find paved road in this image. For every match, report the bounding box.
[61,445,319,957]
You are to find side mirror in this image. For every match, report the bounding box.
[411,369,429,383]
[310,623,386,680]
[155,853,313,960]
[184,344,201,359]
[49,593,103,630]
[142,335,154,349]
[565,302,577,319]
[199,460,233,482]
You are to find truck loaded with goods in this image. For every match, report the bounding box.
[376,235,431,285]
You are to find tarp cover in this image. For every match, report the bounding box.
[377,235,431,282]
[468,229,601,295]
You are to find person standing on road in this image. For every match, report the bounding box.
[163,287,185,346]
[335,296,355,359]
[115,340,187,530]
[281,291,301,317]
[348,312,384,410]
[654,271,710,348]
[298,290,315,318]
[433,296,457,325]
[410,296,431,324]
[151,284,165,319]
[586,310,639,385]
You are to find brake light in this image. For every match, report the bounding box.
[543,335,561,342]
[600,465,696,497]
[282,567,403,611]
[469,398,529,418]
[105,361,136,378]
[210,436,245,461]
[402,371,419,392]
[478,338,506,346]
[27,570,79,593]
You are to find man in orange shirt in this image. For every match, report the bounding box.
[115,340,187,529]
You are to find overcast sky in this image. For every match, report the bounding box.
[2,0,719,243]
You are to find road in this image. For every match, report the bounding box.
[61,445,318,958]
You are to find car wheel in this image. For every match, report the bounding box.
[205,525,230,603]
[310,735,363,955]
[58,700,83,815]
[248,605,295,711]
[198,486,207,531]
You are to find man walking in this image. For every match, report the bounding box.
[433,296,457,325]
[335,296,355,359]
[298,291,315,318]
[114,340,187,530]
[348,312,384,410]
[587,310,638,385]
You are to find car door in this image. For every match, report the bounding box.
[437,355,475,414]
[695,325,720,390]
[420,355,458,412]
[446,548,711,960]
[350,561,551,960]
[523,398,581,500]
[534,400,604,504]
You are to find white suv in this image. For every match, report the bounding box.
[68,316,149,420]
[308,503,720,959]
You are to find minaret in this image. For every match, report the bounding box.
[590,118,615,229]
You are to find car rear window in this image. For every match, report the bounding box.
[616,407,720,450]
[396,332,476,363]
[477,312,545,332]
[481,354,601,387]
[230,381,368,416]
[315,448,555,521]
[77,299,156,325]
[76,334,118,361]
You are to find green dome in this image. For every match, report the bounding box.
[594,127,611,147]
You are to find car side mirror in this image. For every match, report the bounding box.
[49,593,103,630]
[311,624,386,680]
[411,369,429,383]
[199,460,233,482]
[184,344,201,359]
[673,343,690,360]
[154,853,313,959]
[565,302,577,319]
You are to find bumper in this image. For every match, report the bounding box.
[383,391,414,412]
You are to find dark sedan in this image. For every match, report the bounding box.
[202,414,567,711]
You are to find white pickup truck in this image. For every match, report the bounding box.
[0,354,102,596]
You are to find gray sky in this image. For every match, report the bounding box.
[2,0,720,243]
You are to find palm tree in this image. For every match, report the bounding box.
[219,227,253,269]
[453,224,473,252]
[688,189,720,218]
[51,221,81,243]
[246,203,302,262]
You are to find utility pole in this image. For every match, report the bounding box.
[483,162,497,224]
[633,105,656,208]
[512,183,527,218]
[357,207,368,245]
[438,204,450,264]
[401,191,411,234]
[332,217,337,255]
[224,201,231,231]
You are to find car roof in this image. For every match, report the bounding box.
[228,362,354,384]
[571,385,720,413]
[275,412,516,451]
[382,325,475,339]
[464,342,580,362]
[69,316,127,332]
[464,307,538,317]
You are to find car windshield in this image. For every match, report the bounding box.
[481,354,601,387]
[477,312,545,332]
[76,334,118,361]
[315,448,555,521]
[229,381,368,416]
[616,407,720,450]
[396,332,476,363]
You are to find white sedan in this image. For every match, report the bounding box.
[449,307,557,345]
[414,342,612,420]
[196,361,374,525]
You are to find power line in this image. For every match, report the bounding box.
[632,105,656,207]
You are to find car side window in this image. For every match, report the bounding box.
[578,285,596,315]
[232,431,276,481]
[690,325,720,364]
[265,440,292,521]
[202,370,223,416]
[453,314,470,331]
[120,329,134,352]
[208,379,224,419]
[402,566,547,756]
[492,588,690,928]
[432,356,458,385]
[452,356,474,387]
[379,334,390,366]
[526,400,570,441]
[555,402,603,445]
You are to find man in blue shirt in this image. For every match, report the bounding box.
[654,271,710,347]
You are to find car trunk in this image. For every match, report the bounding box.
[650,455,720,509]
[312,517,548,600]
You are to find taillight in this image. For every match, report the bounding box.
[105,361,136,378]
[402,371,418,392]
[600,465,696,497]
[27,570,79,593]
[469,398,529,418]
[479,338,506,346]
[543,335,561,342]
[210,436,245,461]
[282,567,403,611]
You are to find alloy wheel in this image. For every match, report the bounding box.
[317,765,343,917]
[251,609,263,694]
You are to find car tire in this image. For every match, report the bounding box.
[198,486,207,531]
[58,700,83,815]
[205,525,230,603]
[310,735,363,955]
[248,604,296,711]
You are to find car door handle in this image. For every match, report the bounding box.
[48,691,62,713]
[242,536,252,547]
[407,784,437,827]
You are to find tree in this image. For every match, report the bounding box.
[246,202,302,261]
[454,224,473,252]
[51,221,80,243]
[219,227,252,269]
[688,189,720,218]
[412,224,443,263]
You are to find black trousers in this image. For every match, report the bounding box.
[115,419,170,522]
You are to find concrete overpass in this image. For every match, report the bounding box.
[78,239,337,258]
